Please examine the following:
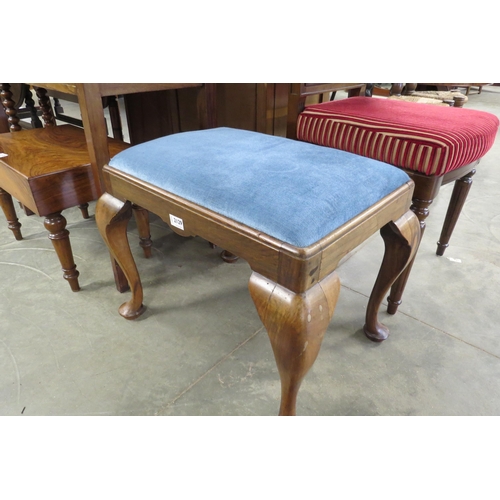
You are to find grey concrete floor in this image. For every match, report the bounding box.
[1,87,500,416]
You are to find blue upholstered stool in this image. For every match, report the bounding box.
[96,127,420,415]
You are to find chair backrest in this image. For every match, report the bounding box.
[1,83,51,131]
[286,83,366,140]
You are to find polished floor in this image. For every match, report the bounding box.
[1,86,500,416]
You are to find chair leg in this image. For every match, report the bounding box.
[387,175,441,314]
[364,211,420,341]
[132,204,153,258]
[79,203,90,219]
[0,188,23,240]
[436,169,476,256]
[44,212,80,291]
[95,193,145,319]
[248,271,340,416]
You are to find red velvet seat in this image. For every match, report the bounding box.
[297,97,497,177]
[287,86,499,314]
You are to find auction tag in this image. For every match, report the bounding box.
[169,214,184,231]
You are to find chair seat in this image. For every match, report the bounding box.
[297,96,499,176]
[0,124,128,216]
[108,127,411,248]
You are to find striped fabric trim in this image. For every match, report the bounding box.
[297,103,498,176]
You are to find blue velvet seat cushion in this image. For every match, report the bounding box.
[109,127,410,248]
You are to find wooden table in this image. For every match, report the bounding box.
[26,84,216,197]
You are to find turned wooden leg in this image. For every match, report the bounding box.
[95,193,145,319]
[1,83,22,131]
[44,212,80,292]
[249,271,340,416]
[364,211,421,341]
[436,169,476,256]
[34,87,57,127]
[387,180,438,315]
[0,188,23,240]
[78,203,90,219]
[132,204,153,258]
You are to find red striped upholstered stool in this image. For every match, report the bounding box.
[288,88,499,314]
[95,127,420,415]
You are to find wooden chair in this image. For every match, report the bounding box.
[0,83,216,291]
[0,83,129,291]
[95,126,420,414]
[287,83,499,313]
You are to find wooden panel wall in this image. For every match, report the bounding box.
[124,84,291,144]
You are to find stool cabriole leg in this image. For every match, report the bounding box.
[364,211,420,341]
[44,212,80,292]
[95,193,145,319]
[249,271,340,416]
[0,187,23,240]
[436,169,476,256]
